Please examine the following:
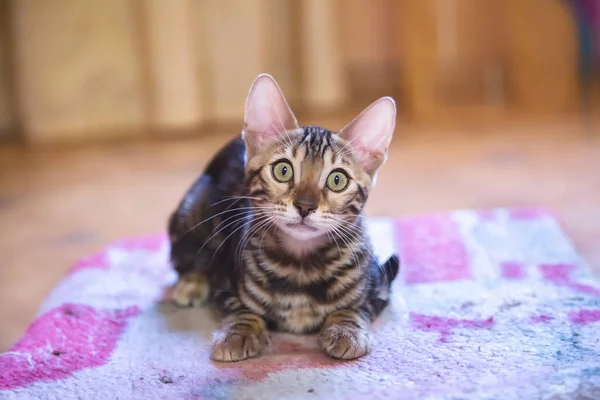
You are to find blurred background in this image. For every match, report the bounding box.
[1,0,599,142]
[0,0,599,350]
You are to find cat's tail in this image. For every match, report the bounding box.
[383,255,400,285]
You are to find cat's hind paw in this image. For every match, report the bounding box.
[171,272,210,307]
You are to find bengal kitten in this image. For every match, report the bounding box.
[168,74,399,362]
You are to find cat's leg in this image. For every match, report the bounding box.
[211,292,270,362]
[171,271,210,307]
[167,177,215,308]
[211,312,270,362]
[320,309,372,360]
[169,222,212,308]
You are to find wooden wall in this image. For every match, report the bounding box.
[0,0,589,144]
[395,0,581,121]
[504,0,581,114]
[0,0,14,138]
[337,0,399,101]
[11,0,147,143]
[5,0,347,143]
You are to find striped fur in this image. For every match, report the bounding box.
[169,127,399,362]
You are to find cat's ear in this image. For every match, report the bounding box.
[243,74,299,159]
[338,97,396,176]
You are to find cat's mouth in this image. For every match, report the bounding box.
[285,222,318,232]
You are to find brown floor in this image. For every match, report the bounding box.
[1,114,599,352]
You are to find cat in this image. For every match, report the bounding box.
[168,74,399,362]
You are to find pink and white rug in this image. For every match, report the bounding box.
[1,208,600,400]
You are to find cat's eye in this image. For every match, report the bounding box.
[326,170,350,192]
[272,161,294,183]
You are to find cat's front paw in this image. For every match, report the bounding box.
[171,272,210,307]
[320,325,371,360]
[211,328,270,362]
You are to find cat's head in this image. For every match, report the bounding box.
[242,74,396,241]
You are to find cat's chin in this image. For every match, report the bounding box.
[279,222,325,241]
[277,224,329,256]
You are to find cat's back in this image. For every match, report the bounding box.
[174,135,245,212]
[169,136,247,275]
[204,136,246,186]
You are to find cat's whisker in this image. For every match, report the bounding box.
[227,213,276,271]
[333,227,369,278]
[196,210,273,256]
[329,216,371,248]
[337,125,381,159]
[258,217,279,253]
[208,209,267,237]
[269,122,294,150]
[322,212,361,222]
[237,215,272,257]
[271,103,292,146]
[331,218,389,287]
[327,223,361,268]
[335,131,364,159]
[337,121,390,160]
[271,102,296,149]
[210,195,261,207]
[328,218,366,254]
[337,132,389,161]
[326,230,343,260]
[179,205,272,236]
[221,195,279,212]
[235,215,279,269]
[210,214,276,266]
[240,216,279,268]
[177,205,274,239]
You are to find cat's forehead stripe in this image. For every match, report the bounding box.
[298,126,335,158]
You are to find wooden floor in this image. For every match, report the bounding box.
[1,114,599,352]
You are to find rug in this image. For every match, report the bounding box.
[1,208,600,400]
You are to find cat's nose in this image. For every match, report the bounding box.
[293,200,317,218]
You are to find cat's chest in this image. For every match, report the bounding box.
[266,294,329,333]
[238,275,332,332]
[239,243,357,333]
